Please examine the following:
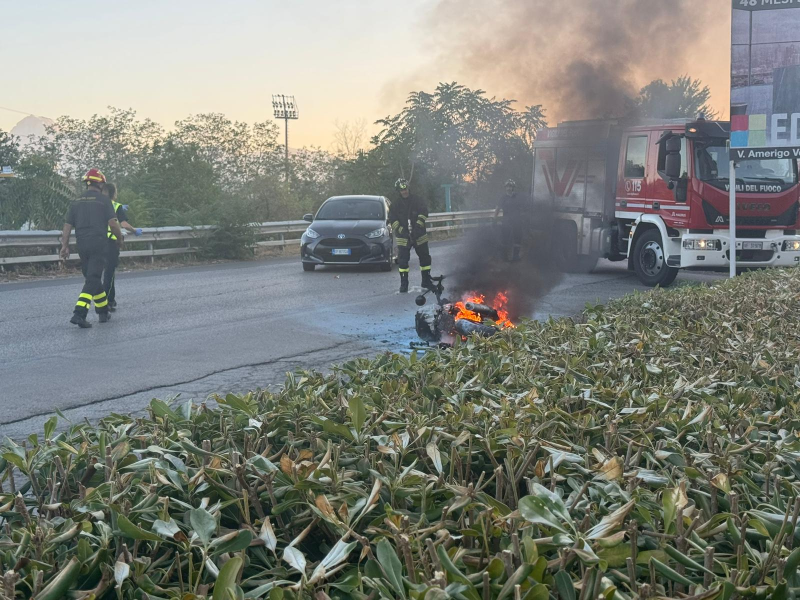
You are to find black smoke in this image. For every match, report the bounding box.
[446,208,565,322]
[422,0,727,319]
[423,0,725,123]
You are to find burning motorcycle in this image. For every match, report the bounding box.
[413,275,514,348]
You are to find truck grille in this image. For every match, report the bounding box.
[703,201,798,228]
[726,249,775,262]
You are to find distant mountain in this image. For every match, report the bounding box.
[11,115,54,144]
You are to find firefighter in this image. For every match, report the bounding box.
[389,178,434,293]
[59,169,123,328]
[494,179,525,261]
[103,183,143,311]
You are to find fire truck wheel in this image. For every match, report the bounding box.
[632,229,678,287]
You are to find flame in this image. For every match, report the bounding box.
[453,292,514,329]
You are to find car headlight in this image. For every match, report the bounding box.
[366,227,386,239]
[783,240,800,251]
[683,239,721,251]
[305,227,320,239]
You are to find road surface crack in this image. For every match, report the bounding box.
[0,340,371,427]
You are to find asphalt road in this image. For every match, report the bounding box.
[0,241,723,439]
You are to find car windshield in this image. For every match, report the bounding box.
[316,199,384,220]
[695,143,797,184]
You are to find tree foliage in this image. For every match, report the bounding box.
[373,82,546,209]
[0,129,19,168]
[636,75,714,119]
[1,76,715,234]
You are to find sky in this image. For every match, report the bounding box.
[1,0,731,150]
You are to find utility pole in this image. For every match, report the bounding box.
[272,95,298,184]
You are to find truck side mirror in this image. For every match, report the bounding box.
[664,136,682,180]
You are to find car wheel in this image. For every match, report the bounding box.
[303,263,315,272]
[632,229,678,287]
[381,247,393,272]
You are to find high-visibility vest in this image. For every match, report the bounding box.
[107,201,121,240]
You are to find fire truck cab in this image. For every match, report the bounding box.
[531,118,800,286]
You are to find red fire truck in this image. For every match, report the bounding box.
[531,118,800,286]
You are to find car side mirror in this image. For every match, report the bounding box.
[303,213,313,222]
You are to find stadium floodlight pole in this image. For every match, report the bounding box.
[272,94,299,182]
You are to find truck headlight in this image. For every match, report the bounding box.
[683,239,721,251]
[305,227,320,239]
[366,227,386,239]
[783,240,800,251]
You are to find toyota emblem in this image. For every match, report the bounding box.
[337,234,346,239]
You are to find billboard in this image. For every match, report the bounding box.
[731,0,800,160]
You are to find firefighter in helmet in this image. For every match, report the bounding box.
[389,178,434,293]
[59,169,123,328]
[103,182,143,311]
[494,178,525,261]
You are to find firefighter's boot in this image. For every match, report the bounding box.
[98,312,111,323]
[421,271,436,292]
[70,313,92,329]
[399,272,409,293]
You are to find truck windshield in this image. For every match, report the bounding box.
[695,143,797,185]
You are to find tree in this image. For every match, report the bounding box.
[44,107,164,184]
[372,82,546,209]
[519,105,547,153]
[636,76,714,119]
[0,130,19,168]
[0,154,75,230]
[332,119,368,159]
[171,114,281,191]
[138,140,224,226]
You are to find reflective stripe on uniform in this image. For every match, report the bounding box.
[398,268,410,273]
[416,236,429,245]
[93,292,107,301]
[108,201,121,239]
[79,293,92,301]
[420,265,432,272]
[75,301,89,308]
[396,238,408,246]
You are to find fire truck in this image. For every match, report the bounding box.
[531,118,800,286]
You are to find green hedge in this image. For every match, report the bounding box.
[1,268,800,599]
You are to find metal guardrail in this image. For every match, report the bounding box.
[0,210,495,266]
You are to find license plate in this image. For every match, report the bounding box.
[742,242,763,250]
[331,248,351,256]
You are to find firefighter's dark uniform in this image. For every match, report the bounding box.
[389,192,432,285]
[497,191,526,261]
[64,190,116,318]
[103,201,126,306]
